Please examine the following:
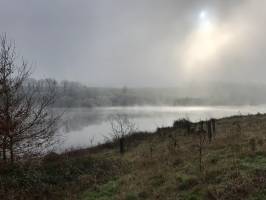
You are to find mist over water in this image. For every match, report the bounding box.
[57,105,266,151]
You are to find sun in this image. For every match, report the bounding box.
[179,10,234,73]
[198,10,213,32]
[199,11,207,20]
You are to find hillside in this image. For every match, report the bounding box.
[2,113,266,199]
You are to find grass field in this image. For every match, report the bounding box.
[2,113,266,199]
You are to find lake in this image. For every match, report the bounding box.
[57,105,266,151]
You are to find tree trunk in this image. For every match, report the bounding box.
[9,136,14,163]
[3,136,6,161]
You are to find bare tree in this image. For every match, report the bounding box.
[108,113,136,154]
[0,34,60,163]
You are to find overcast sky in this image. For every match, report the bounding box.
[0,0,265,87]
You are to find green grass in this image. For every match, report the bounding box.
[249,189,266,200]
[2,114,266,199]
[150,175,165,187]
[81,180,119,200]
[124,192,139,200]
[0,156,123,199]
[177,174,199,191]
[240,152,266,170]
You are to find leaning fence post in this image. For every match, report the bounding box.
[207,120,212,143]
[211,118,216,134]
[120,137,125,154]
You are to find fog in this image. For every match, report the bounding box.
[2,1,266,196]
[58,105,266,150]
[1,0,266,87]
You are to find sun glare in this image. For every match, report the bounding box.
[180,10,234,74]
[199,11,207,20]
[198,10,213,32]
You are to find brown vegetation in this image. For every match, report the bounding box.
[2,113,266,199]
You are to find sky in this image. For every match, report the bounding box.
[0,0,266,87]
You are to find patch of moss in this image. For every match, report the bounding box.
[240,152,266,170]
[150,175,165,187]
[125,192,139,200]
[81,180,119,200]
[176,174,199,191]
[178,189,204,200]
[249,189,266,200]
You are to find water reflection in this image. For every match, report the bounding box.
[57,105,266,151]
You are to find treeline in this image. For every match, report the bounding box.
[26,79,206,108]
[25,79,266,108]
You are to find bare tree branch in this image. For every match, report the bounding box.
[0,34,60,163]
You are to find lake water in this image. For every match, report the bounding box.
[57,105,266,151]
